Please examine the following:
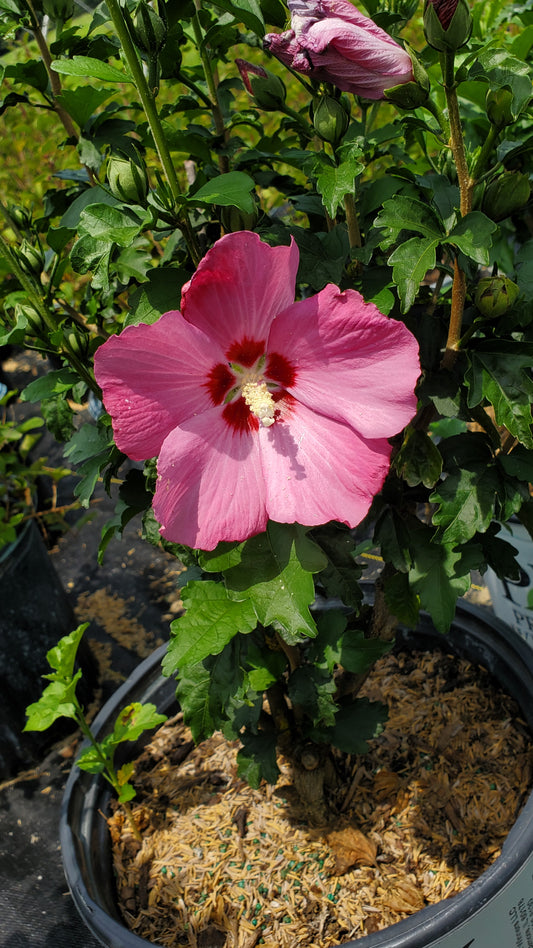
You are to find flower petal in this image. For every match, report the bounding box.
[259,400,391,528]
[155,408,268,550]
[268,285,419,439]
[94,311,219,461]
[181,232,299,352]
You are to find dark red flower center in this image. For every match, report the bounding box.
[205,336,296,433]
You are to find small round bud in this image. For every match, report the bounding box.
[15,302,44,334]
[131,1,167,55]
[18,240,44,277]
[64,329,89,360]
[481,171,531,222]
[486,87,515,129]
[475,275,520,318]
[7,205,32,232]
[107,153,149,204]
[220,203,259,233]
[311,95,350,145]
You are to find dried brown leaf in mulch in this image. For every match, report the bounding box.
[326,827,377,874]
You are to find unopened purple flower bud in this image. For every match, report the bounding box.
[236,59,286,111]
[423,0,472,52]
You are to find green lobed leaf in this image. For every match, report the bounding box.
[408,523,470,634]
[374,508,413,573]
[24,674,82,732]
[387,237,439,312]
[110,702,167,746]
[309,611,392,676]
[78,203,152,246]
[466,348,533,449]
[311,698,387,755]
[209,0,264,34]
[375,196,443,247]
[175,662,216,743]
[394,427,443,489]
[45,622,89,679]
[224,522,319,644]
[55,87,114,130]
[63,422,116,507]
[20,368,79,403]
[126,266,189,327]
[309,157,363,219]
[446,212,497,266]
[237,730,279,788]
[431,463,501,545]
[383,571,420,628]
[189,172,256,214]
[163,580,257,672]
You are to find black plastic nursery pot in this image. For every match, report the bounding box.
[61,600,533,948]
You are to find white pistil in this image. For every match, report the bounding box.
[242,380,276,427]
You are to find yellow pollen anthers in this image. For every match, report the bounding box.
[242,380,276,427]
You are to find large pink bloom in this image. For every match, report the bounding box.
[264,0,414,100]
[94,232,419,550]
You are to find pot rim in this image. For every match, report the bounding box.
[60,600,533,948]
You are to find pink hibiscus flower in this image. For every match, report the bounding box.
[94,232,420,551]
[264,0,414,101]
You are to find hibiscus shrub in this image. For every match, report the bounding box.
[2,0,533,791]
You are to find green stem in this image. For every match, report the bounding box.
[281,103,312,136]
[191,2,229,174]
[75,713,142,842]
[105,0,201,265]
[176,70,213,108]
[440,50,472,369]
[344,192,362,249]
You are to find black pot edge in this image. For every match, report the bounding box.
[60,600,533,948]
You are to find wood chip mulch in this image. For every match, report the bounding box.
[107,646,533,948]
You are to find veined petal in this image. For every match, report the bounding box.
[267,285,419,440]
[258,400,391,528]
[94,311,220,461]
[155,408,268,550]
[181,232,299,351]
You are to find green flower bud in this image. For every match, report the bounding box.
[481,171,531,222]
[486,87,515,129]
[18,240,44,277]
[475,276,520,318]
[423,0,472,52]
[42,0,74,21]
[107,153,149,204]
[15,302,44,334]
[236,59,286,112]
[132,1,167,55]
[220,203,259,234]
[7,204,32,232]
[64,329,89,360]
[311,95,350,145]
